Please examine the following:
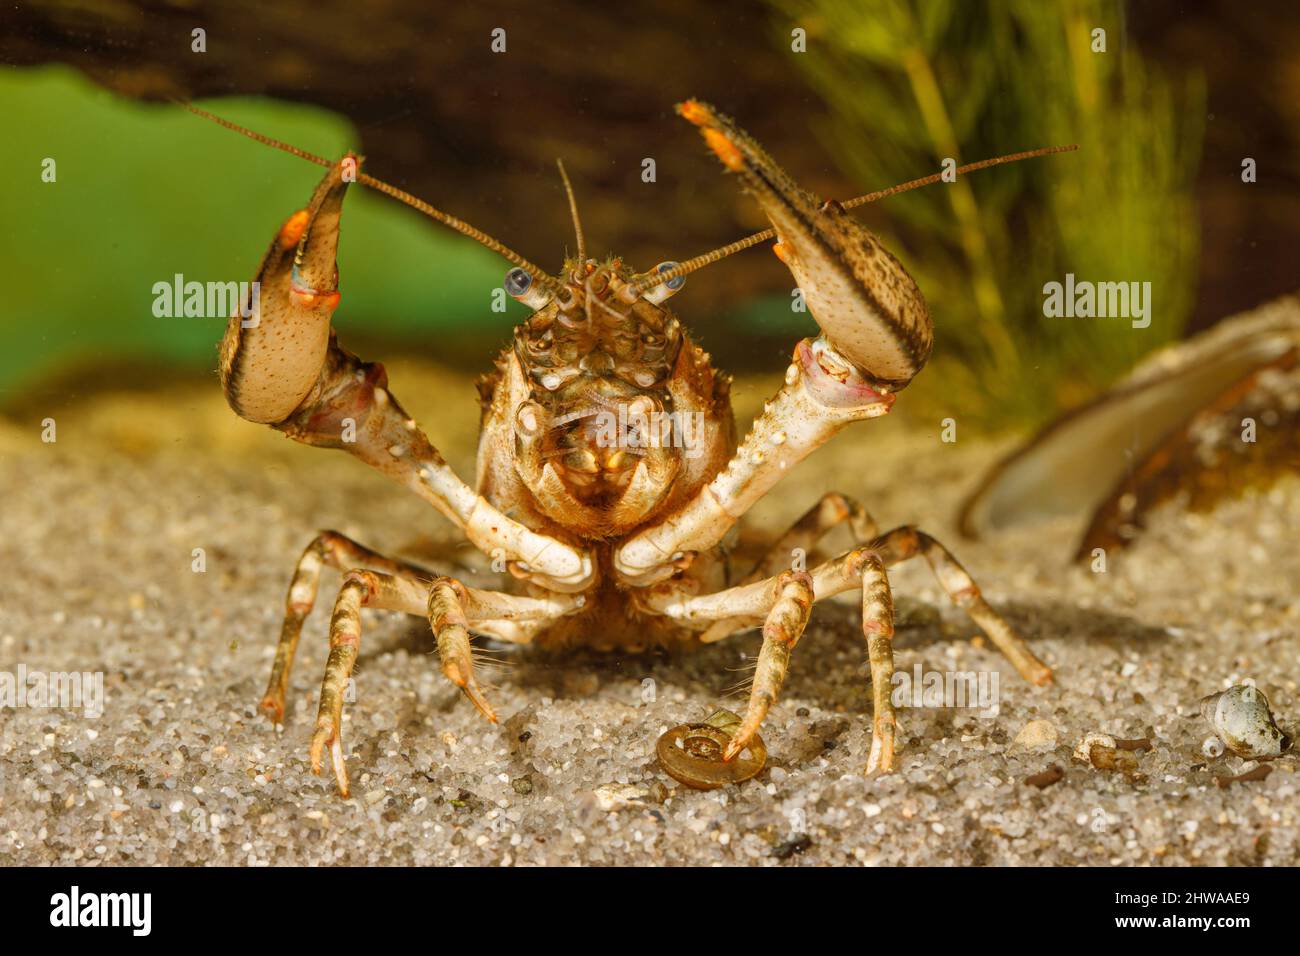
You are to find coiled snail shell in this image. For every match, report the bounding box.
[656,709,767,790]
[1200,684,1291,760]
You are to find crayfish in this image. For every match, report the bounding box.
[192,100,1070,796]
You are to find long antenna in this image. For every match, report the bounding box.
[630,143,1079,293]
[180,102,562,296]
[555,158,586,264]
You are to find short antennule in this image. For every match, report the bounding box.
[180,101,562,297]
[556,159,586,265]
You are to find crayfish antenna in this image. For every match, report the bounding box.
[178,100,563,297]
[630,137,1079,295]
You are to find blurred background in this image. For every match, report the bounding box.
[2,0,1298,429]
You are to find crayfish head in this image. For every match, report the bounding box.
[507,262,699,535]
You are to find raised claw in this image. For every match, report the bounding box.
[677,100,933,390]
[219,153,358,423]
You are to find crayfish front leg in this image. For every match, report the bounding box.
[263,531,438,724]
[306,570,582,797]
[309,570,430,798]
[725,571,816,760]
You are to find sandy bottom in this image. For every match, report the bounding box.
[1,363,1297,866]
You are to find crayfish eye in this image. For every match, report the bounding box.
[504,267,532,297]
[506,266,557,310]
[643,261,685,304]
[656,261,685,291]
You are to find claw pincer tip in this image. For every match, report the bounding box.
[676,99,711,126]
[702,129,745,172]
[277,209,311,251]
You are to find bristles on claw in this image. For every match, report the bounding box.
[470,650,514,674]
[720,655,760,698]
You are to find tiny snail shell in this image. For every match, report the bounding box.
[656,709,767,790]
[1199,684,1291,760]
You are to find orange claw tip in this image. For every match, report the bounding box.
[676,99,711,126]
[702,128,744,172]
[277,209,311,251]
[289,288,342,310]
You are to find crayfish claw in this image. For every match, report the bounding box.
[678,99,932,390]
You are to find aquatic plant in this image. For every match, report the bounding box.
[768,0,1204,423]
